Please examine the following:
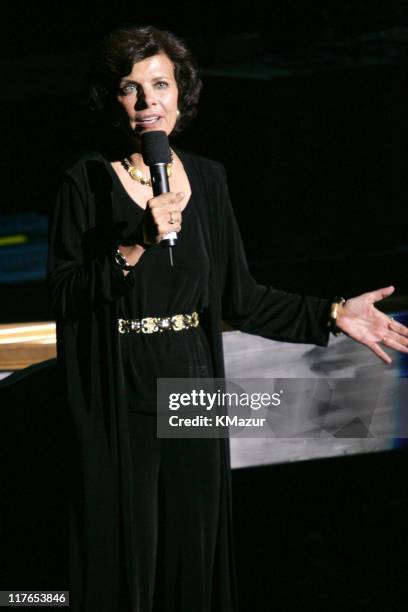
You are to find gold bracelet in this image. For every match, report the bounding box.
[328,297,346,336]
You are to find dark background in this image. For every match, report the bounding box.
[1,3,408,610]
[1,1,408,321]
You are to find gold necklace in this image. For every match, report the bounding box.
[121,155,173,187]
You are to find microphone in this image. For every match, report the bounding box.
[141,130,176,265]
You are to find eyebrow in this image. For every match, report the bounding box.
[120,75,172,84]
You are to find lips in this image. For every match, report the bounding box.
[136,115,161,127]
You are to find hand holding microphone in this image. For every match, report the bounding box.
[142,191,184,246]
[141,130,181,265]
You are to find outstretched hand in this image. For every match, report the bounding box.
[336,286,408,364]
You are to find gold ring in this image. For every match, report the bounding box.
[169,211,175,225]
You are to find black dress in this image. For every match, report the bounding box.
[119,191,220,611]
[47,149,331,612]
[119,191,213,413]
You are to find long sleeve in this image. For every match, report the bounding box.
[214,164,331,346]
[47,168,144,320]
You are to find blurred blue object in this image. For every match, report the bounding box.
[0,213,48,283]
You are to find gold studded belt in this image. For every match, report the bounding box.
[118,311,199,334]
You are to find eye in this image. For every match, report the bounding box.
[155,80,169,89]
[120,83,137,95]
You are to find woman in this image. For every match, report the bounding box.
[47,25,408,612]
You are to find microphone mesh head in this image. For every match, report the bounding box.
[141,131,172,165]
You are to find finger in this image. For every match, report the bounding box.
[167,218,182,231]
[149,192,184,209]
[167,208,182,220]
[383,335,408,354]
[367,342,392,365]
[367,285,395,304]
[164,224,181,234]
[158,224,182,240]
[165,212,182,230]
[388,319,408,338]
[387,329,408,347]
[165,192,184,207]
[173,218,182,229]
[166,198,184,214]
[152,207,181,229]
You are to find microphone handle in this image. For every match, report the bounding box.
[150,163,177,247]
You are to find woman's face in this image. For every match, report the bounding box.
[116,53,179,138]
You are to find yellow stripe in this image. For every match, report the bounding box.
[0,234,28,246]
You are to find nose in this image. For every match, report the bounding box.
[135,86,157,111]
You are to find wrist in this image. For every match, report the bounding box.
[328,297,346,336]
[114,248,134,271]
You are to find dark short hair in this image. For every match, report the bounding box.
[88,25,202,133]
